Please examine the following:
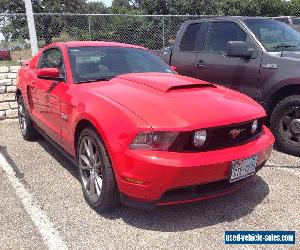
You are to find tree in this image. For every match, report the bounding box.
[112,0,131,8]
[0,0,87,44]
[139,0,223,15]
[85,2,108,13]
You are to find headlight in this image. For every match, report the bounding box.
[193,130,207,147]
[130,131,179,151]
[251,119,258,134]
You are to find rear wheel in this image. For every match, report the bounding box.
[270,95,300,156]
[17,95,37,140]
[77,127,119,211]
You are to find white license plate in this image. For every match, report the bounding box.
[229,155,259,182]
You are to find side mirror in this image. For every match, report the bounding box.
[226,41,254,59]
[37,68,64,81]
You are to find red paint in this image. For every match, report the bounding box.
[170,65,177,72]
[37,68,60,78]
[17,41,274,207]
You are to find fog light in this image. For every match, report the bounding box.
[251,119,258,134]
[193,130,207,147]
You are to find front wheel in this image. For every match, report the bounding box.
[270,95,300,156]
[77,127,119,211]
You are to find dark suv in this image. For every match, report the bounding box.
[161,16,300,156]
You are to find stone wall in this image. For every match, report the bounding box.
[0,66,20,120]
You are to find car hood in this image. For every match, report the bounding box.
[87,73,266,130]
[281,51,300,60]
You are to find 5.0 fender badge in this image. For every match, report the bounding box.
[61,113,68,121]
[262,64,278,69]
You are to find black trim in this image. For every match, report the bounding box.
[159,162,265,204]
[120,193,156,210]
[160,177,251,203]
[169,118,263,152]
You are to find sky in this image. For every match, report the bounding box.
[87,0,113,7]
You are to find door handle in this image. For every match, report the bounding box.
[197,61,205,68]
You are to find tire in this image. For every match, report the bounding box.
[77,126,119,211]
[17,95,37,141]
[270,95,300,156]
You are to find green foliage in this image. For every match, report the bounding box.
[0,0,86,44]
[2,0,300,49]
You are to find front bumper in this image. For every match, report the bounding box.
[111,126,274,209]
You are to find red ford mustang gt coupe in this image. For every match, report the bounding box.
[16,41,274,211]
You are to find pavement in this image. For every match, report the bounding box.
[0,120,299,250]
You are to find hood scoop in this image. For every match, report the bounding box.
[117,73,215,92]
[167,83,215,92]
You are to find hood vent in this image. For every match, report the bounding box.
[167,83,215,92]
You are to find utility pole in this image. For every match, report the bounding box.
[24,0,38,56]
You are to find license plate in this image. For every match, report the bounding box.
[229,155,259,182]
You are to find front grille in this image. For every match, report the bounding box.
[158,162,265,204]
[169,119,263,152]
[159,177,251,204]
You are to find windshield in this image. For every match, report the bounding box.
[244,19,300,52]
[67,46,174,83]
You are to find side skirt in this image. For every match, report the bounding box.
[33,124,77,166]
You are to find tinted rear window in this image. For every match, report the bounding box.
[180,23,202,51]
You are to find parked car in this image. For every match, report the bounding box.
[272,16,300,32]
[161,16,300,156]
[16,41,274,211]
[0,47,11,61]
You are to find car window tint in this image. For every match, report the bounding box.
[205,22,247,52]
[245,19,300,52]
[68,47,174,83]
[38,48,65,77]
[180,23,202,51]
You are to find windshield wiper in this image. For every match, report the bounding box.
[272,44,297,57]
[76,76,114,84]
[272,44,296,50]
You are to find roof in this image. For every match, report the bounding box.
[64,41,147,50]
[185,16,271,23]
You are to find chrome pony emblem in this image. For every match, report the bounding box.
[228,128,246,139]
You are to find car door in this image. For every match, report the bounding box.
[195,20,262,99]
[34,47,68,144]
[170,21,208,79]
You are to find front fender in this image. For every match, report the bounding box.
[69,93,151,167]
[267,78,300,98]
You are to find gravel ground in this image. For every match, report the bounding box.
[0,120,299,250]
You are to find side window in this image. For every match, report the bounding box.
[38,48,65,77]
[180,23,202,51]
[205,22,247,53]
